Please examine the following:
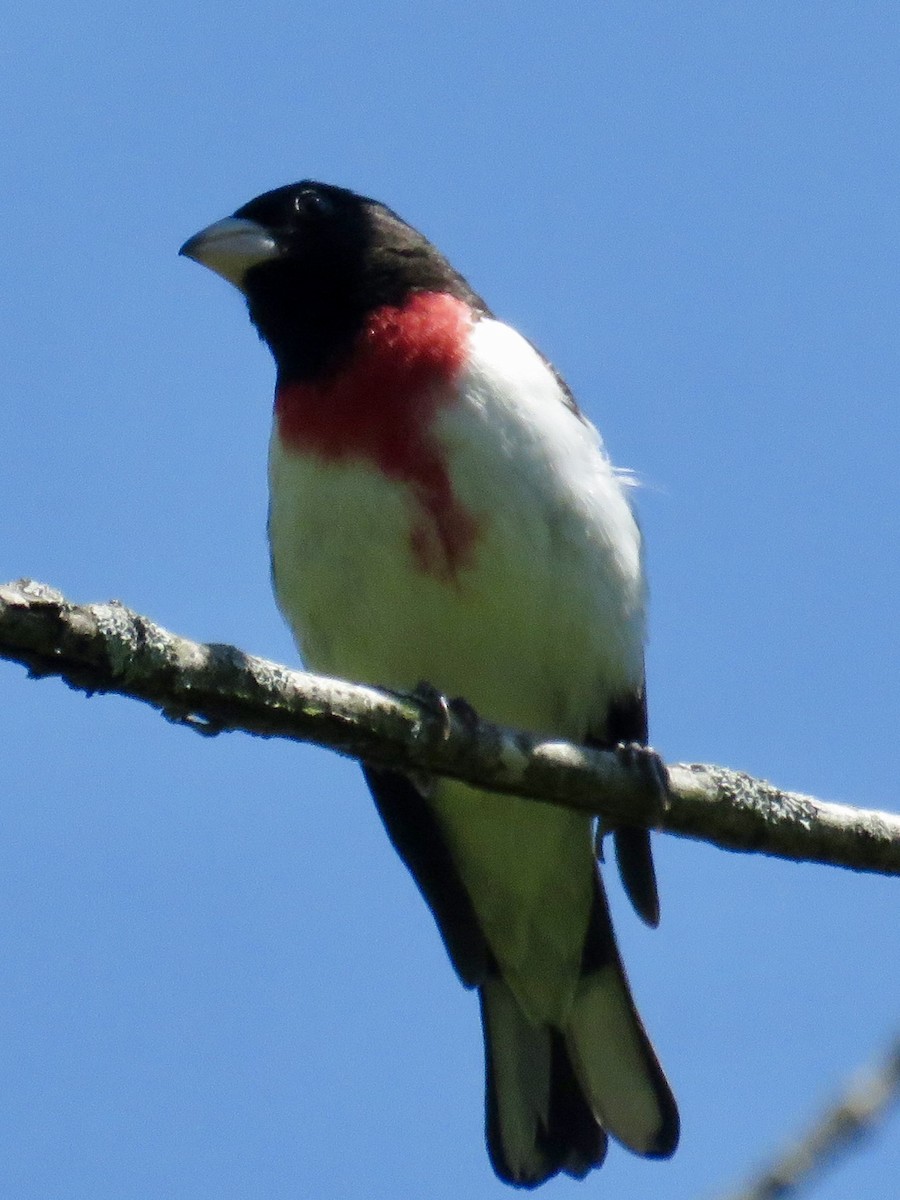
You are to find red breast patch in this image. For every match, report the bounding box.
[275,291,483,582]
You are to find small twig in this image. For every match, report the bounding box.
[714,1037,900,1200]
[1,579,899,875]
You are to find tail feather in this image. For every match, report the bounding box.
[366,765,678,1180]
[480,868,678,1184]
[568,869,679,1156]
[480,979,606,1187]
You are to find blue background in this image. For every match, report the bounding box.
[2,3,898,1197]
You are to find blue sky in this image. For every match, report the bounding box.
[2,3,898,1197]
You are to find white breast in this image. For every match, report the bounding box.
[267,316,647,1023]
[268,316,644,739]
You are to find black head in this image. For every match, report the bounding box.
[181,180,489,380]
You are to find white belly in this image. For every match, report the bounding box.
[267,317,646,1021]
[268,318,644,738]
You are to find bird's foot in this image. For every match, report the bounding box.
[596,745,669,849]
[411,680,450,731]
[410,681,482,744]
[615,742,671,814]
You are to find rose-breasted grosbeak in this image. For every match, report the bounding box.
[181,181,678,1187]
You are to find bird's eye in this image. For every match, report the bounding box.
[293,190,332,219]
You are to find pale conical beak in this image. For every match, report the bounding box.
[179,216,280,289]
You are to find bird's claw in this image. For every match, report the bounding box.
[411,681,481,742]
[615,742,671,813]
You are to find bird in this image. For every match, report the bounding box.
[180,180,679,1187]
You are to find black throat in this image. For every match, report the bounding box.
[235,183,491,384]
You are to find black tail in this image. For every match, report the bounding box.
[479,870,678,1186]
[480,978,607,1187]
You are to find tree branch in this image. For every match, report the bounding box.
[1,579,898,876]
[713,1036,900,1200]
